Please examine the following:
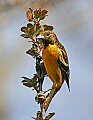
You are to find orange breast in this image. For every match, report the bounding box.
[42,44,63,88]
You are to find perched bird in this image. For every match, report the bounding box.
[37,30,70,112]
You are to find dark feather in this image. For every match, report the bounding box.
[58,58,70,91]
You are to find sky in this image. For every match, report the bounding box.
[0,0,93,120]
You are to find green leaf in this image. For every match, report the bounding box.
[43,25,54,31]
[29,28,35,35]
[26,23,35,35]
[34,9,41,19]
[27,23,34,28]
[21,74,38,88]
[21,27,28,34]
[35,28,41,36]
[20,34,30,38]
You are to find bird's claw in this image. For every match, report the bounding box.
[35,92,47,104]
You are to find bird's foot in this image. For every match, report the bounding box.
[35,91,46,104]
[35,89,52,107]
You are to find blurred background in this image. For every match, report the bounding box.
[0,0,93,120]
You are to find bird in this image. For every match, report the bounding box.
[37,30,70,112]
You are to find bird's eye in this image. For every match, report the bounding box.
[46,33,50,36]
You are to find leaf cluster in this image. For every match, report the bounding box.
[21,62,47,92]
[21,8,54,60]
[20,8,55,120]
[32,111,55,120]
[21,8,53,40]
[26,8,48,22]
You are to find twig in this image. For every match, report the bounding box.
[36,56,45,120]
[21,8,54,120]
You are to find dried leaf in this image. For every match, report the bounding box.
[26,48,36,56]
[26,8,33,22]
[45,112,55,120]
[31,117,35,120]
[37,111,41,119]
[32,111,42,120]
[40,10,48,20]
[41,62,47,76]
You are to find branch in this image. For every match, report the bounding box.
[21,8,54,120]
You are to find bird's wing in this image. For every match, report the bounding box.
[57,42,70,91]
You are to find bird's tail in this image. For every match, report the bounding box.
[66,79,70,92]
[45,87,56,112]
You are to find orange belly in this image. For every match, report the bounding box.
[42,44,63,88]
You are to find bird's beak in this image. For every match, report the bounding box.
[36,34,44,39]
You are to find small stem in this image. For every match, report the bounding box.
[36,56,45,120]
[40,103,45,120]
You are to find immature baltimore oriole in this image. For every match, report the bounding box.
[37,30,70,112]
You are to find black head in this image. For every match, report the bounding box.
[37,30,57,47]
